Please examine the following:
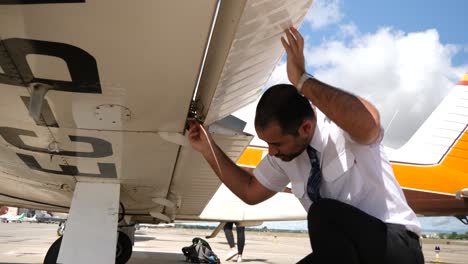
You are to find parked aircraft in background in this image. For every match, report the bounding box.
[0,212,26,223]
[35,212,67,224]
[388,73,468,224]
[23,214,37,223]
[235,73,468,224]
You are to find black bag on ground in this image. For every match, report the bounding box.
[182,237,220,263]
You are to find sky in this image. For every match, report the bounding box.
[234,0,468,233]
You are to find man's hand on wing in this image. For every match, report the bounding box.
[281,27,305,87]
[187,121,211,154]
[187,122,276,205]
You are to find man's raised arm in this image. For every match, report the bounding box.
[281,27,381,145]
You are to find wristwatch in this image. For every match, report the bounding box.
[297,72,314,93]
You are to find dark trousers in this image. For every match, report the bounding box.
[224,222,245,254]
[297,199,424,264]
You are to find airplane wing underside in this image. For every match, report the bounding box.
[0,0,314,224]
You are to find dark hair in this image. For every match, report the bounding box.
[255,84,315,135]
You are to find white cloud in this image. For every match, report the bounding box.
[233,27,466,148]
[431,217,451,226]
[418,216,468,233]
[304,28,467,147]
[338,23,359,39]
[304,0,343,30]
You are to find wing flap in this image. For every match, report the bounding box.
[197,0,314,125]
[170,129,252,217]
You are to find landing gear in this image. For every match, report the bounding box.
[56,221,66,237]
[56,182,121,263]
[43,231,133,264]
[116,231,133,264]
[455,215,468,225]
[43,236,62,264]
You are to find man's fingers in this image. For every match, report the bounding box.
[188,120,195,130]
[280,36,292,54]
[191,130,199,137]
[188,120,202,133]
[285,29,298,52]
[188,122,199,135]
[188,121,209,143]
[290,27,304,51]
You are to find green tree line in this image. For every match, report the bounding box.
[422,232,468,240]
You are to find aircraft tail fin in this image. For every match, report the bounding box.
[439,73,468,171]
[390,73,468,215]
[458,72,468,86]
[393,72,468,169]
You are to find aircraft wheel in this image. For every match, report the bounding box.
[57,222,66,236]
[116,231,132,264]
[43,236,62,264]
[43,232,133,264]
[56,226,64,237]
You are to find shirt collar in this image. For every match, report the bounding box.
[310,124,324,153]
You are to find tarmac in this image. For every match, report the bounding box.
[0,222,467,264]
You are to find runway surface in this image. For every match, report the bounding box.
[0,222,467,263]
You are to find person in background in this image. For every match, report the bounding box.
[0,206,8,215]
[224,222,245,262]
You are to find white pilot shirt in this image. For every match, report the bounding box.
[253,110,422,235]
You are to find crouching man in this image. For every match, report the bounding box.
[188,27,423,264]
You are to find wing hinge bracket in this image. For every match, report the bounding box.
[455,188,468,200]
[28,83,54,123]
[158,132,188,146]
[188,99,205,124]
[149,197,180,223]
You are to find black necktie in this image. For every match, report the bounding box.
[306,146,322,202]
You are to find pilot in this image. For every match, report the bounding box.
[188,27,423,264]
